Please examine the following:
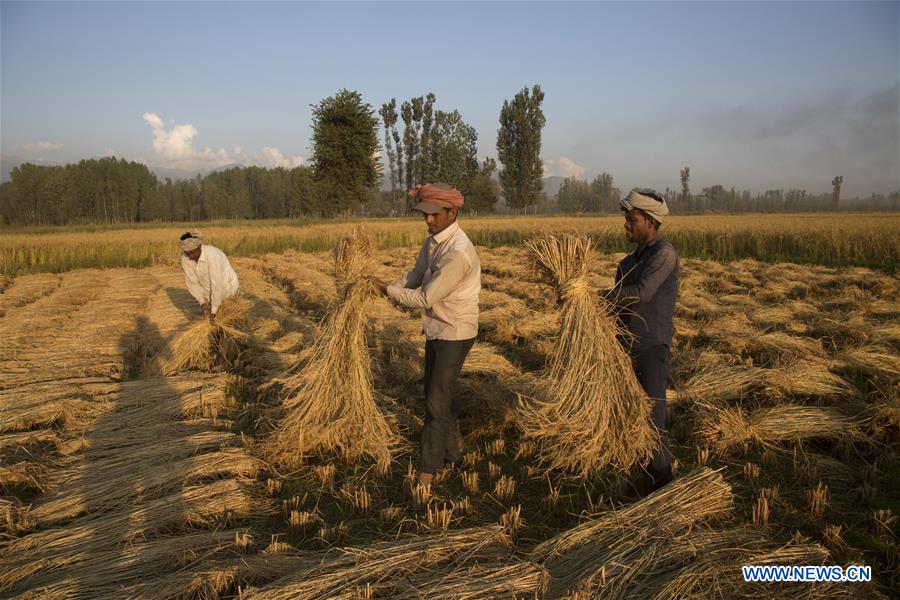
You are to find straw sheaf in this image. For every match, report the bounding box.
[697,404,868,456]
[243,525,512,600]
[8,529,244,600]
[0,478,260,591]
[142,296,254,376]
[269,230,398,471]
[27,448,260,527]
[388,560,550,599]
[605,527,852,600]
[532,467,734,597]
[516,234,657,476]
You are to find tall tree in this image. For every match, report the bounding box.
[310,89,382,216]
[831,176,843,211]
[379,99,401,212]
[680,167,691,212]
[496,84,546,212]
[462,158,500,214]
[419,93,436,182]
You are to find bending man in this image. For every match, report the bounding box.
[374,183,481,491]
[179,231,240,324]
[604,190,679,494]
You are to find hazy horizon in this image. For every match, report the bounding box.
[2,1,898,197]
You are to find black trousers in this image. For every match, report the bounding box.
[420,337,476,474]
[632,344,674,492]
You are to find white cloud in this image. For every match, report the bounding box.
[245,146,305,168]
[544,156,587,179]
[141,111,232,171]
[103,148,116,157]
[22,142,63,151]
[233,146,244,156]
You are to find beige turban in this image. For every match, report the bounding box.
[179,231,203,252]
[619,190,669,223]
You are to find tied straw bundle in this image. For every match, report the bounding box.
[516,233,656,475]
[268,230,397,472]
[143,296,252,376]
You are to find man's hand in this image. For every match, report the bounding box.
[370,278,390,296]
[201,302,211,318]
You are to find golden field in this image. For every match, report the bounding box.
[2,212,899,277]
[1,221,898,597]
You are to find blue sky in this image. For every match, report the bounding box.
[2,1,898,196]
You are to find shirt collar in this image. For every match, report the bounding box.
[431,221,459,245]
[634,235,662,259]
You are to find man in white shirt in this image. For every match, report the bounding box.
[179,231,240,324]
[374,183,481,490]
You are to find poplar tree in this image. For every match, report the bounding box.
[496,85,546,212]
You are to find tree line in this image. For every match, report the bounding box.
[2,84,897,225]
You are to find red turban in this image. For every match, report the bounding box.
[408,183,465,210]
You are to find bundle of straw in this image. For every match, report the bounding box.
[697,404,867,456]
[764,360,857,399]
[1,479,258,591]
[592,526,851,599]
[388,561,550,599]
[268,230,397,471]
[515,233,656,475]
[143,296,253,376]
[244,525,511,600]
[671,363,763,406]
[532,467,733,597]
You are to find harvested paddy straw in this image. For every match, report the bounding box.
[671,363,762,406]
[269,230,397,471]
[515,233,655,475]
[698,404,866,456]
[389,561,550,599]
[244,525,511,600]
[143,295,253,376]
[532,467,733,597]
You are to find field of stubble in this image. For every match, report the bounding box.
[1,235,898,598]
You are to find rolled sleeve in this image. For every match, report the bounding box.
[387,250,470,309]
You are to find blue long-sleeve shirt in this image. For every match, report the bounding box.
[606,236,680,353]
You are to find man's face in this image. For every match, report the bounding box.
[184,246,202,262]
[623,208,654,245]
[423,207,457,236]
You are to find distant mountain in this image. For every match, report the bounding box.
[542,176,564,198]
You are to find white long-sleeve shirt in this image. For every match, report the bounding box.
[387,221,480,341]
[180,244,240,315]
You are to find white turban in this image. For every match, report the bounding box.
[619,190,669,223]
[179,231,203,252]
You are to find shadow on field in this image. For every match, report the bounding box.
[59,316,190,595]
[165,286,198,321]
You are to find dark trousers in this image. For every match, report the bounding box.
[633,344,674,493]
[420,337,476,474]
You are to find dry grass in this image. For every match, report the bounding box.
[142,295,253,376]
[532,467,733,597]
[388,561,549,599]
[671,363,762,406]
[243,525,511,600]
[268,230,398,471]
[624,528,850,599]
[515,233,656,476]
[840,345,900,378]
[698,404,866,456]
[27,447,259,527]
[764,360,857,399]
[0,478,259,592]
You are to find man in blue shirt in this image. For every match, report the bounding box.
[604,190,680,494]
